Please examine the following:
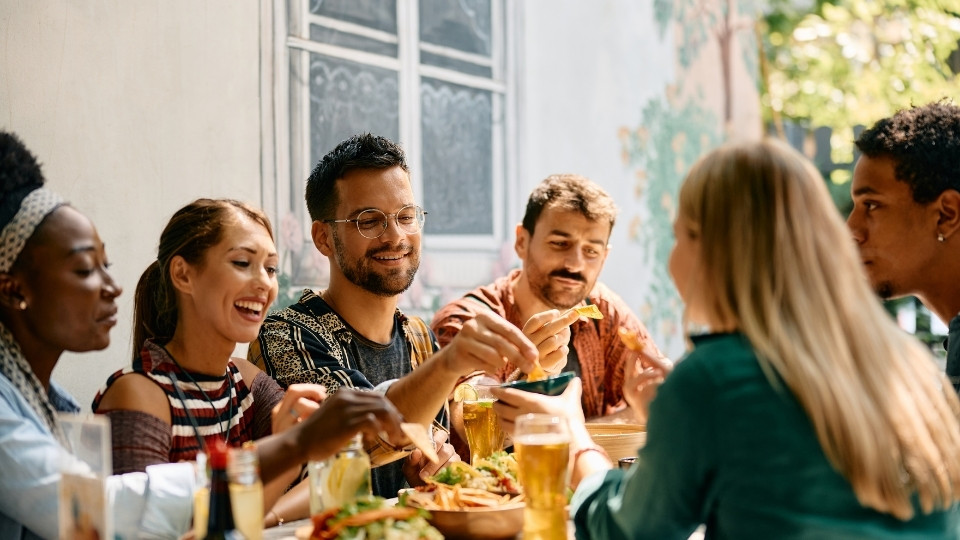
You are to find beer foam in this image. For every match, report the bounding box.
[514,433,570,446]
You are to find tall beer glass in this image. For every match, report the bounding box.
[515,414,570,540]
[462,383,505,464]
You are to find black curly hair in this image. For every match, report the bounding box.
[0,131,46,229]
[304,133,408,222]
[855,100,960,204]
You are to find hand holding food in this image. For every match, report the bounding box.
[444,311,539,377]
[521,309,579,379]
[296,389,408,463]
[619,327,673,422]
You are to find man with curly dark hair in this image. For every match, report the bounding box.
[847,100,960,390]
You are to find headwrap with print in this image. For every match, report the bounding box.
[0,132,68,446]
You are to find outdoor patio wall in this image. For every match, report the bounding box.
[0,1,263,408]
[0,0,758,410]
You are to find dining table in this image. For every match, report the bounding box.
[261,518,707,539]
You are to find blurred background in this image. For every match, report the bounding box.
[1,0,958,407]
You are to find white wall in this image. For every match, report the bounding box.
[0,0,263,409]
[516,0,679,352]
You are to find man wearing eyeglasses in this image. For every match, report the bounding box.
[249,133,555,500]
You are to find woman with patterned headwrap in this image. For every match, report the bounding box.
[0,131,412,539]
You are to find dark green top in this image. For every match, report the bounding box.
[572,332,960,539]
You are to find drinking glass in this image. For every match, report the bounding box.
[462,383,505,464]
[514,414,570,540]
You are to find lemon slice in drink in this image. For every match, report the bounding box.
[326,453,370,504]
[453,382,479,402]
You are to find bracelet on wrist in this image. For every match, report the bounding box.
[572,444,610,463]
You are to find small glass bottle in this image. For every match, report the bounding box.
[228,443,263,540]
[203,440,245,540]
[321,434,372,509]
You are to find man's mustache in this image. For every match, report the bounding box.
[550,270,585,282]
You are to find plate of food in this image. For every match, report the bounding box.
[499,371,574,396]
[401,453,525,539]
[296,496,442,540]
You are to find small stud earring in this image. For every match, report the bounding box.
[938,233,946,243]
[17,300,26,310]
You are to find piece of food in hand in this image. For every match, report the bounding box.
[401,423,439,464]
[527,361,547,382]
[618,327,650,352]
[309,496,442,540]
[572,304,604,319]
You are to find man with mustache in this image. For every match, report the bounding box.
[432,174,664,420]
[250,134,549,499]
[847,101,960,392]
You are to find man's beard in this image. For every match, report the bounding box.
[333,230,419,297]
[534,268,589,310]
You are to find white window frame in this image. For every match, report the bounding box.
[263,0,515,256]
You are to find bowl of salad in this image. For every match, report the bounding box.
[305,496,442,540]
[401,452,525,539]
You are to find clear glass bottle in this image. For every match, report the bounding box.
[228,443,263,540]
[319,434,372,509]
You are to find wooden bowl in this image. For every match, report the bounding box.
[585,423,646,461]
[418,503,524,540]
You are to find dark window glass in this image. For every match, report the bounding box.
[420,77,493,235]
[310,0,398,34]
[419,0,491,56]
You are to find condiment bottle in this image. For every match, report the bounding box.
[228,442,263,540]
[203,439,245,539]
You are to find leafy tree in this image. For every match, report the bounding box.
[759,0,960,161]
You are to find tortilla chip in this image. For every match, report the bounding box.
[401,422,439,464]
[574,304,604,319]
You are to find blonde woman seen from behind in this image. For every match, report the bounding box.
[492,138,960,538]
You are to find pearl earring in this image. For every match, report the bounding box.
[938,233,946,243]
[17,300,26,310]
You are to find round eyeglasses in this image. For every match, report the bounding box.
[323,204,427,239]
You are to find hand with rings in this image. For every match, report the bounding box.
[272,383,327,434]
[521,309,580,376]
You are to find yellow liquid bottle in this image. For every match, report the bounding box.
[228,444,263,540]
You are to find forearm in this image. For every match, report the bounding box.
[385,352,461,425]
[569,424,612,489]
[265,481,310,527]
[256,432,306,483]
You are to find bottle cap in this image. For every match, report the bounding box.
[207,438,229,468]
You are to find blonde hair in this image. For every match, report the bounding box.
[678,138,960,520]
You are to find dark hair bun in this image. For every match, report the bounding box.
[0,131,47,229]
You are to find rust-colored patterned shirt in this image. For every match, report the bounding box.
[431,269,659,418]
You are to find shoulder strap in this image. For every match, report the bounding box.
[401,314,435,369]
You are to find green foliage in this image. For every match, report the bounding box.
[761,0,960,142]
[619,93,721,335]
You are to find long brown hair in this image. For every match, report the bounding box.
[679,138,960,519]
[132,198,274,356]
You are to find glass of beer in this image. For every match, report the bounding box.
[462,383,505,464]
[515,414,570,540]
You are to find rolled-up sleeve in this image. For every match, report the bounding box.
[108,462,196,539]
